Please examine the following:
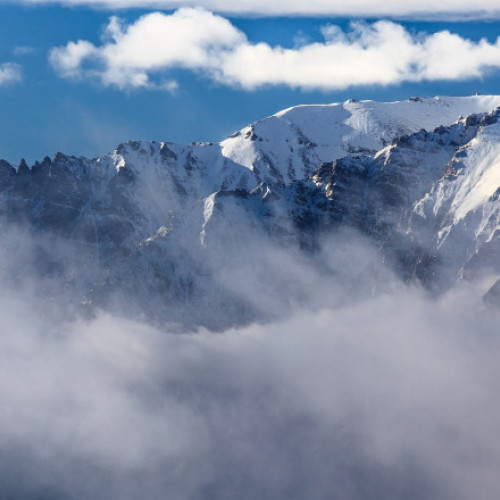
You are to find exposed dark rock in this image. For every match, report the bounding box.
[484,279,500,308]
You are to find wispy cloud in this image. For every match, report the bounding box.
[13,46,34,56]
[0,63,22,86]
[9,0,500,19]
[49,9,500,92]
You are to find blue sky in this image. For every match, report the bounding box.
[1,2,500,164]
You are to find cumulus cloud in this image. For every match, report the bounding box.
[0,62,22,86]
[49,9,500,92]
[50,8,244,90]
[8,0,500,19]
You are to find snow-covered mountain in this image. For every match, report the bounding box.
[2,95,500,328]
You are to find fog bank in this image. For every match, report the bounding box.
[0,280,499,499]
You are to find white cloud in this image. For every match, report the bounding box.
[50,40,97,78]
[0,63,22,86]
[9,0,500,19]
[50,8,244,90]
[49,9,500,92]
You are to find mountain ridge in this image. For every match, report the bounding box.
[1,95,500,329]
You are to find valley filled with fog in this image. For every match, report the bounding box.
[1,232,500,499]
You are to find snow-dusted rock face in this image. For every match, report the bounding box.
[2,95,500,328]
[411,112,500,283]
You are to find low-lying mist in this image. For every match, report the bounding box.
[0,224,499,499]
